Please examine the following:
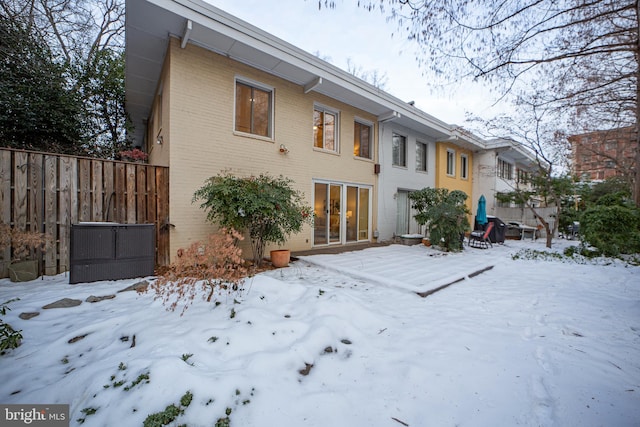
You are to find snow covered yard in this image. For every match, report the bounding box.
[0,240,638,426]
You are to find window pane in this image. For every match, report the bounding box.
[461,155,468,178]
[314,183,328,245]
[252,87,270,137]
[416,142,427,171]
[235,83,252,133]
[361,125,370,158]
[353,122,361,156]
[235,82,271,137]
[347,186,358,242]
[329,184,341,242]
[314,110,323,148]
[358,188,369,240]
[392,134,406,166]
[447,150,455,175]
[354,122,371,158]
[325,112,336,151]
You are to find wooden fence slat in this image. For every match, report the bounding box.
[79,159,91,222]
[146,165,157,225]
[58,156,75,274]
[136,165,147,223]
[156,167,170,266]
[115,163,126,223]
[28,154,44,233]
[0,148,169,277]
[92,161,103,221]
[0,151,11,276]
[103,162,114,222]
[29,154,44,274]
[44,156,58,275]
[126,163,136,223]
[14,152,28,230]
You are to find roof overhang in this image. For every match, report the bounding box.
[125,0,454,146]
[484,138,541,169]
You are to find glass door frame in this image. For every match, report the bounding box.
[313,180,372,247]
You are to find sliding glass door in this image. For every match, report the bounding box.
[396,189,421,236]
[314,182,370,246]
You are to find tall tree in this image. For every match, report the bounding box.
[323,1,640,205]
[475,101,576,248]
[78,48,130,158]
[0,15,85,154]
[0,0,129,158]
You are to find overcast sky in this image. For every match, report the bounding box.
[204,0,507,127]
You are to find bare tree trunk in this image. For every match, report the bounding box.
[635,1,640,207]
[635,132,640,206]
[524,201,558,249]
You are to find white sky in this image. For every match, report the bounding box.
[203,0,508,126]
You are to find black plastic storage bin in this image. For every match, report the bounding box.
[69,223,155,284]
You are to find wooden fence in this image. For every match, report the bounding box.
[0,148,170,278]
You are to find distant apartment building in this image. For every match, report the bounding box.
[568,127,636,181]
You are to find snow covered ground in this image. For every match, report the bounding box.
[0,239,638,427]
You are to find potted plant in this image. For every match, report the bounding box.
[193,172,312,267]
[269,248,291,268]
[0,223,49,282]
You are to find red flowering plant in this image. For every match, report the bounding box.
[118,148,148,163]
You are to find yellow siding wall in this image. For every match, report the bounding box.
[435,142,474,218]
[161,39,378,258]
[146,50,170,167]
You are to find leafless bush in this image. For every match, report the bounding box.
[0,223,49,261]
[147,229,248,315]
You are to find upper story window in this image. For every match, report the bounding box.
[517,169,529,184]
[354,120,372,159]
[446,149,456,176]
[416,141,427,172]
[235,79,273,138]
[498,158,514,180]
[314,106,338,152]
[460,153,469,179]
[392,133,407,167]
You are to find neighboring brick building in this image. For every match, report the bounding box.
[568,127,636,181]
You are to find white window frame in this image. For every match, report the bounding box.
[233,76,274,140]
[416,141,428,172]
[446,149,456,176]
[354,118,373,159]
[460,153,469,179]
[313,104,340,153]
[498,158,514,180]
[392,133,407,167]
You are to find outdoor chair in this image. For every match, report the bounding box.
[468,221,494,249]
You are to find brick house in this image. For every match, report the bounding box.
[568,127,636,182]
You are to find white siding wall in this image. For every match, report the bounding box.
[376,122,437,241]
[472,151,498,216]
